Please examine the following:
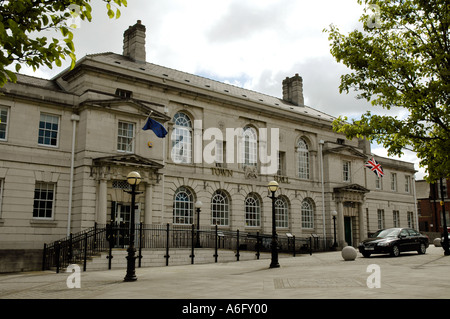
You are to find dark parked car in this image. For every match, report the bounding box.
[358,227,429,258]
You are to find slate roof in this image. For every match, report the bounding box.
[85,52,337,123]
[15,73,62,91]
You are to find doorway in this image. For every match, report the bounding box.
[344,217,352,246]
[111,202,140,247]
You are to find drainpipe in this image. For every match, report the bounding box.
[412,176,419,230]
[67,114,80,236]
[319,140,326,248]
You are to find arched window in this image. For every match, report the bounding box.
[173,186,194,224]
[297,138,309,179]
[301,198,314,229]
[245,193,261,227]
[211,190,230,226]
[171,112,192,164]
[275,196,289,228]
[242,126,257,167]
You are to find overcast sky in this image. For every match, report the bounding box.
[20,0,425,179]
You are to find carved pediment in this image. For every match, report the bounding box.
[334,184,369,203]
[82,98,170,122]
[91,154,163,183]
[334,184,370,193]
[324,145,366,159]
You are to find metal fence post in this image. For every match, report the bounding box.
[138,222,143,268]
[190,224,195,264]
[106,223,113,270]
[68,233,73,264]
[293,235,296,257]
[93,222,97,250]
[42,243,47,271]
[236,229,240,261]
[214,224,218,263]
[55,241,61,274]
[309,236,312,256]
[164,223,170,266]
[83,233,88,271]
[256,231,260,260]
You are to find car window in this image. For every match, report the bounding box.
[408,229,419,236]
[400,229,409,237]
[376,228,401,238]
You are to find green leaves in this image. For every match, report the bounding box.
[0,0,128,87]
[326,0,449,181]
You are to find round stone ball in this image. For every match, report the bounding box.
[341,246,357,261]
[433,238,442,247]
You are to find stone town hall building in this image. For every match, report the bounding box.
[0,21,417,272]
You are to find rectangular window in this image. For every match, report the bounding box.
[405,175,411,193]
[38,113,59,147]
[0,179,3,218]
[343,161,351,182]
[0,106,9,141]
[377,209,385,230]
[393,210,400,227]
[117,121,134,153]
[277,151,286,175]
[115,88,133,99]
[407,211,414,228]
[391,173,397,191]
[215,140,226,167]
[33,183,55,219]
[375,175,382,190]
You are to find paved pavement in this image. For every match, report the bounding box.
[0,245,449,304]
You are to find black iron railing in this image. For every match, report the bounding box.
[42,223,321,272]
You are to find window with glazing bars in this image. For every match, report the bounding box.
[33,183,55,219]
[173,187,194,224]
[211,190,229,226]
[297,139,309,179]
[117,121,134,152]
[172,113,192,164]
[301,199,314,229]
[38,113,59,146]
[0,107,8,141]
[245,194,260,227]
[275,197,289,228]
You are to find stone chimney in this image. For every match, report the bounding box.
[282,74,304,106]
[123,20,146,63]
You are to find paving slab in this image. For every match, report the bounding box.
[0,245,448,316]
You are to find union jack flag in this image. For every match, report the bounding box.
[365,157,384,178]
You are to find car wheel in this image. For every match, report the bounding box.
[390,245,400,257]
[418,243,426,254]
[362,252,371,258]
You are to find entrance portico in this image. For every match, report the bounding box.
[333,184,369,247]
[91,154,163,226]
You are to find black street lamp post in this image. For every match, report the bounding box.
[331,210,338,249]
[124,171,142,282]
[268,181,280,269]
[195,201,203,248]
[439,178,449,256]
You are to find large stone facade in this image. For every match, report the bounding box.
[0,21,417,271]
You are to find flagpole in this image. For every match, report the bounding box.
[161,122,166,223]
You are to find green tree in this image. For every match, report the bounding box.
[0,0,127,86]
[325,0,449,181]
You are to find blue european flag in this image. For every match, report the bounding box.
[142,117,167,138]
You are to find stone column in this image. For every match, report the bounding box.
[358,203,366,243]
[144,183,153,225]
[97,179,108,225]
[337,201,345,247]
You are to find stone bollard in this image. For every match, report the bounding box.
[433,238,442,247]
[341,246,357,261]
